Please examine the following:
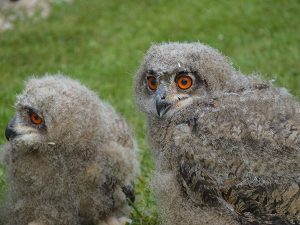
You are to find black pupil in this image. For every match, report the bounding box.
[181,79,188,85]
[33,113,40,121]
[151,79,156,86]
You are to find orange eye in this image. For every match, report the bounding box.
[30,112,43,125]
[177,75,193,90]
[147,76,158,91]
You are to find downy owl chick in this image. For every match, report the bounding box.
[1,75,138,225]
[134,42,300,225]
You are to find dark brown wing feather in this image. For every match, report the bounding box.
[179,158,220,206]
[179,158,300,225]
[222,180,300,225]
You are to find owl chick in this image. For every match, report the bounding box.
[1,75,138,225]
[134,43,300,225]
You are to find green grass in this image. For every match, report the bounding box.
[0,0,299,224]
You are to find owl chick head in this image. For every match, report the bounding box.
[135,42,235,118]
[5,75,104,153]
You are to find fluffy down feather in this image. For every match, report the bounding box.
[135,42,300,225]
[1,75,139,225]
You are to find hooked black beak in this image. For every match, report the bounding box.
[155,86,172,117]
[5,117,17,141]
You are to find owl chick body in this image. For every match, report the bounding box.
[1,75,138,225]
[134,43,300,225]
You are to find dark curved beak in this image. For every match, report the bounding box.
[5,117,17,141]
[155,86,172,117]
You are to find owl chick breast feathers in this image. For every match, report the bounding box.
[135,42,300,225]
[1,75,139,225]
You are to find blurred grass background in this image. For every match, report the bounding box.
[0,0,299,224]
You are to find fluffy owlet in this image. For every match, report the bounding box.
[134,42,300,225]
[1,75,138,225]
